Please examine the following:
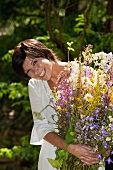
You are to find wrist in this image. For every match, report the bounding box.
[67,144,76,154]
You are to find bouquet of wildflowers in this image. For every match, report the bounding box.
[48,44,113,170]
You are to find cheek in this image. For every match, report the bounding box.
[42,60,52,69]
[47,63,52,73]
[27,71,35,78]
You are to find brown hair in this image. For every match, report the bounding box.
[12,39,59,79]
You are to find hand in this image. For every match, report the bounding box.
[57,70,71,84]
[67,144,99,165]
[105,149,110,158]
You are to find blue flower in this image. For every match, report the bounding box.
[105,157,113,164]
[111,151,113,155]
[101,129,110,137]
[102,141,108,148]
[86,116,94,121]
[94,108,100,114]
[98,154,102,159]
[110,126,113,130]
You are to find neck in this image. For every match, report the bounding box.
[48,61,68,89]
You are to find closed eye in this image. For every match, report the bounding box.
[25,69,30,74]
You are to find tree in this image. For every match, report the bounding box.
[105,0,113,33]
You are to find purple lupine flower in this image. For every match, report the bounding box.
[101,129,111,137]
[102,141,108,148]
[88,123,93,127]
[98,136,103,141]
[94,114,99,119]
[86,116,94,121]
[102,101,106,107]
[101,120,106,126]
[81,118,85,123]
[94,108,101,114]
[102,94,109,101]
[77,134,82,141]
[98,154,102,160]
[105,157,113,164]
[105,106,108,110]
[111,106,113,111]
[82,125,86,131]
[93,124,100,129]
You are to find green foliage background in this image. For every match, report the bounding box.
[0,0,113,169]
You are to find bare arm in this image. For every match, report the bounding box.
[44,132,99,165]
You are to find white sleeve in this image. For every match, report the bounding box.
[28,79,55,145]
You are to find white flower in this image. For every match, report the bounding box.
[108,116,113,122]
[99,74,106,85]
[84,93,93,101]
[106,137,111,141]
[93,52,113,73]
[70,61,80,86]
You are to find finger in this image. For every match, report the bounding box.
[81,155,98,161]
[81,159,99,165]
[82,145,93,151]
[84,152,98,158]
[81,158,94,165]
[80,155,99,163]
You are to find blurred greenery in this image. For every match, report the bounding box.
[0,135,40,170]
[0,0,113,169]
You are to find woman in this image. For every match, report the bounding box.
[12,39,99,170]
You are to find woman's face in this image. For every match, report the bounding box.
[22,57,53,80]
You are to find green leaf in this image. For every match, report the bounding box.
[57,150,66,157]
[47,158,61,168]
[65,132,73,147]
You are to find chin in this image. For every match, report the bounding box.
[45,75,51,81]
[45,78,51,81]
[42,76,50,81]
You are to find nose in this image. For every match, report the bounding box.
[32,65,42,76]
[32,65,38,75]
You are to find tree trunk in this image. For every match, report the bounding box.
[105,0,113,33]
[45,0,73,60]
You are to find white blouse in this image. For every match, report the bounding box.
[28,78,58,145]
[28,79,58,169]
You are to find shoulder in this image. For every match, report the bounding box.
[28,78,42,87]
[28,78,44,93]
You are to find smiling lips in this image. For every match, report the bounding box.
[39,68,46,77]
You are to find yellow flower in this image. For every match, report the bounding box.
[70,132,75,136]
[110,96,113,102]
[101,84,108,94]
[77,105,83,109]
[109,90,113,102]
[87,96,93,102]
[76,97,80,101]
[57,106,62,111]
[90,77,94,83]
[88,106,93,112]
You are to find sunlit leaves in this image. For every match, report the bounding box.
[0,82,30,111]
